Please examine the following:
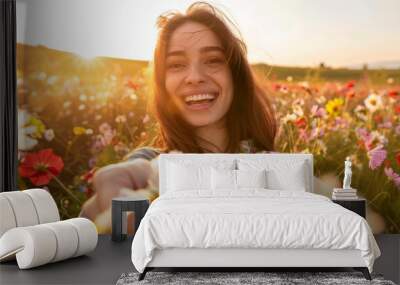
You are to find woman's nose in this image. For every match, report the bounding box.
[184,63,206,85]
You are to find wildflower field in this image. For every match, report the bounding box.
[17,44,400,233]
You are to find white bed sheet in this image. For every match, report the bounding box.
[131,189,380,273]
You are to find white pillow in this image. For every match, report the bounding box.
[236,169,267,188]
[211,168,268,190]
[167,162,211,191]
[166,159,236,192]
[237,159,307,191]
[211,168,236,190]
[266,168,306,191]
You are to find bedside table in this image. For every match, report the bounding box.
[112,197,149,242]
[332,198,366,218]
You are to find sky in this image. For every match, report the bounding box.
[16,0,400,68]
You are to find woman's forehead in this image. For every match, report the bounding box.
[167,21,223,54]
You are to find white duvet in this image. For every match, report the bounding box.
[131,189,380,273]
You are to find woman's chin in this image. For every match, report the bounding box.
[185,117,223,128]
[188,120,214,128]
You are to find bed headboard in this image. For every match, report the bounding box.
[158,153,313,195]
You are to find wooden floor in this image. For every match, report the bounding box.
[0,234,398,285]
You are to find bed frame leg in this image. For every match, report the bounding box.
[138,268,148,281]
[354,267,371,280]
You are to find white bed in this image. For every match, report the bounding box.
[131,153,380,281]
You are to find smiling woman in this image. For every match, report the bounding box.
[151,2,277,153]
[79,2,278,230]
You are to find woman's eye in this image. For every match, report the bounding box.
[167,63,185,70]
[205,58,224,65]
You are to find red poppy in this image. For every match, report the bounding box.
[345,80,355,89]
[111,136,120,146]
[373,114,383,123]
[273,83,281,91]
[395,105,400,114]
[357,140,365,150]
[295,117,307,129]
[81,167,98,184]
[19,149,64,186]
[346,91,356,99]
[388,90,398,98]
[125,79,140,91]
[396,153,400,167]
[86,187,94,198]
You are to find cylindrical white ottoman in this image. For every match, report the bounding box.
[0,218,98,269]
[0,189,98,269]
[0,189,60,237]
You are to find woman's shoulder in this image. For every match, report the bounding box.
[124,146,164,161]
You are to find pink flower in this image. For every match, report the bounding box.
[356,128,374,150]
[310,105,326,118]
[142,114,150,124]
[298,129,309,141]
[384,167,400,189]
[91,138,104,152]
[331,117,349,131]
[395,125,400,135]
[100,130,116,146]
[356,127,369,139]
[310,127,324,140]
[377,121,392,129]
[88,157,97,168]
[99,123,112,134]
[368,145,387,170]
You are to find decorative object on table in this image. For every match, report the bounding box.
[332,198,366,218]
[332,157,358,200]
[332,188,358,200]
[116,271,394,285]
[0,189,98,269]
[343,156,352,189]
[112,197,149,242]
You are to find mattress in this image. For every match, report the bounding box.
[131,189,380,273]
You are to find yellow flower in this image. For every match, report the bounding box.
[73,126,86,135]
[27,117,46,138]
[325,98,344,117]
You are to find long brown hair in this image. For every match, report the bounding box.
[147,1,277,153]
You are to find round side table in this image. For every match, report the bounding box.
[111,197,149,242]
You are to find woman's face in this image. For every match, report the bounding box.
[165,21,234,128]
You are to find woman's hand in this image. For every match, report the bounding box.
[79,158,153,222]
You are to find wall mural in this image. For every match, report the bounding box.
[16,1,400,234]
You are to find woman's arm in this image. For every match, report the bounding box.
[93,158,153,212]
[79,158,155,221]
[80,146,161,221]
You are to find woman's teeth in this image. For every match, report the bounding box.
[184,93,217,105]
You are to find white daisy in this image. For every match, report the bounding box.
[18,109,38,150]
[364,93,383,112]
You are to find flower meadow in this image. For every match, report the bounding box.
[17,44,400,233]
